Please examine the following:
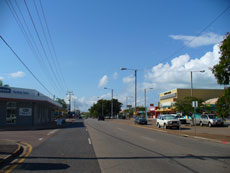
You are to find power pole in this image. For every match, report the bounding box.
[67,91,73,113]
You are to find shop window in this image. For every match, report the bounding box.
[6,102,17,124]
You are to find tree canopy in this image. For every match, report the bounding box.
[174,96,204,116]
[216,88,230,118]
[89,99,122,118]
[55,98,67,109]
[212,33,230,85]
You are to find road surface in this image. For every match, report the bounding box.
[11,118,230,173]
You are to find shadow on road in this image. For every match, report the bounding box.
[0,120,85,131]
[16,162,69,171]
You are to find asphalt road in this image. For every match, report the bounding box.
[13,120,101,173]
[85,118,230,173]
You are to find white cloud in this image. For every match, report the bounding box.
[0,76,3,80]
[169,32,223,48]
[9,71,25,78]
[144,44,223,91]
[98,75,108,88]
[113,72,118,80]
[122,75,134,84]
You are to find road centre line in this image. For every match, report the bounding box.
[142,136,156,142]
[88,138,91,145]
[47,129,59,136]
[38,138,43,141]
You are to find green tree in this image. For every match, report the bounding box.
[212,33,230,85]
[212,33,230,117]
[174,96,204,116]
[55,98,67,109]
[0,80,2,86]
[216,88,230,118]
[89,99,122,118]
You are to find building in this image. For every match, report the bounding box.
[159,88,224,113]
[0,86,61,127]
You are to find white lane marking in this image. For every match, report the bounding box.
[38,138,43,141]
[47,129,59,136]
[142,136,156,142]
[117,127,124,131]
[88,138,92,145]
[86,128,88,131]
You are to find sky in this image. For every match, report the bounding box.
[0,0,229,111]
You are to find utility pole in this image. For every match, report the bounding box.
[111,89,113,118]
[67,91,73,113]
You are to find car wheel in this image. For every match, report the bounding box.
[208,122,212,127]
[200,121,203,126]
[164,123,167,129]
[157,123,160,128]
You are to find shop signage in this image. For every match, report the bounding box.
[19,108,32,116]
[0,87,11,93]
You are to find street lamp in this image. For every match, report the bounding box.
[190,70,205,96]
[104,87,114,118]
[144,88,153,119]
[97,97,103,117]
[126,96,133,108]
[120,67,138,116]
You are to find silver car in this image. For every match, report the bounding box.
[199,114,224,127]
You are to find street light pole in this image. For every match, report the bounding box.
[190,70,205,97]
[121,67,138,117]
[144,88,153,119]
[134,69,137,114]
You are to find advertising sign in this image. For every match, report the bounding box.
[0,87,11,93]
[19,108,32,116]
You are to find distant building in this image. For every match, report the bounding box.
[0,86,61,127]
[159,88,224,113]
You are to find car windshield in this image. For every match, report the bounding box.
[208,115,217,119]
[165,116,176,120]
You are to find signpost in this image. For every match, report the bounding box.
[192,101,198,135]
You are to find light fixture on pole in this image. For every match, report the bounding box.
[120,67,138,116]
[104,87,114,118]
[144,88,153,119]
[190,70,205,96]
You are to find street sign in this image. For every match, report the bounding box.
[192,101,198,108]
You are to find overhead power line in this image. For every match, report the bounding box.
[163,5,230,63]
[33,0,66,91]
[23,0,64,93]
[38,0,68,90]
[0,35,53,97]
[6,0,60,94]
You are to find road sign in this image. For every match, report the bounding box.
[192,101,198,108]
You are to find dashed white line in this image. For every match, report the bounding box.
[47,129,59,136]
[86,129,88,131]
[38,138,43,141]
[88,138,92,145]
[142,136,156,142]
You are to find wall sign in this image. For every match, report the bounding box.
[19,108,32,116]
[0,87,11,93]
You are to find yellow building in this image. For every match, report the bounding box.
[159,88,224,112]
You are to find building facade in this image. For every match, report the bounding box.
[0,86,61,127]
[159,88,224,112]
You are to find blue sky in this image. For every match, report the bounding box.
[0,0,229,111]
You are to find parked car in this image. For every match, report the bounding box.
[135,117,147,125]
[98,116,105,121]
[172,114,187,124]
[156,115,180,129]
[199,114,224,127]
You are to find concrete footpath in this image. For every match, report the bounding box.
[108,118,230,144]
[0,140,23,168]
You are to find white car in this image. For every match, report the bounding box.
[156,115,180,129]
